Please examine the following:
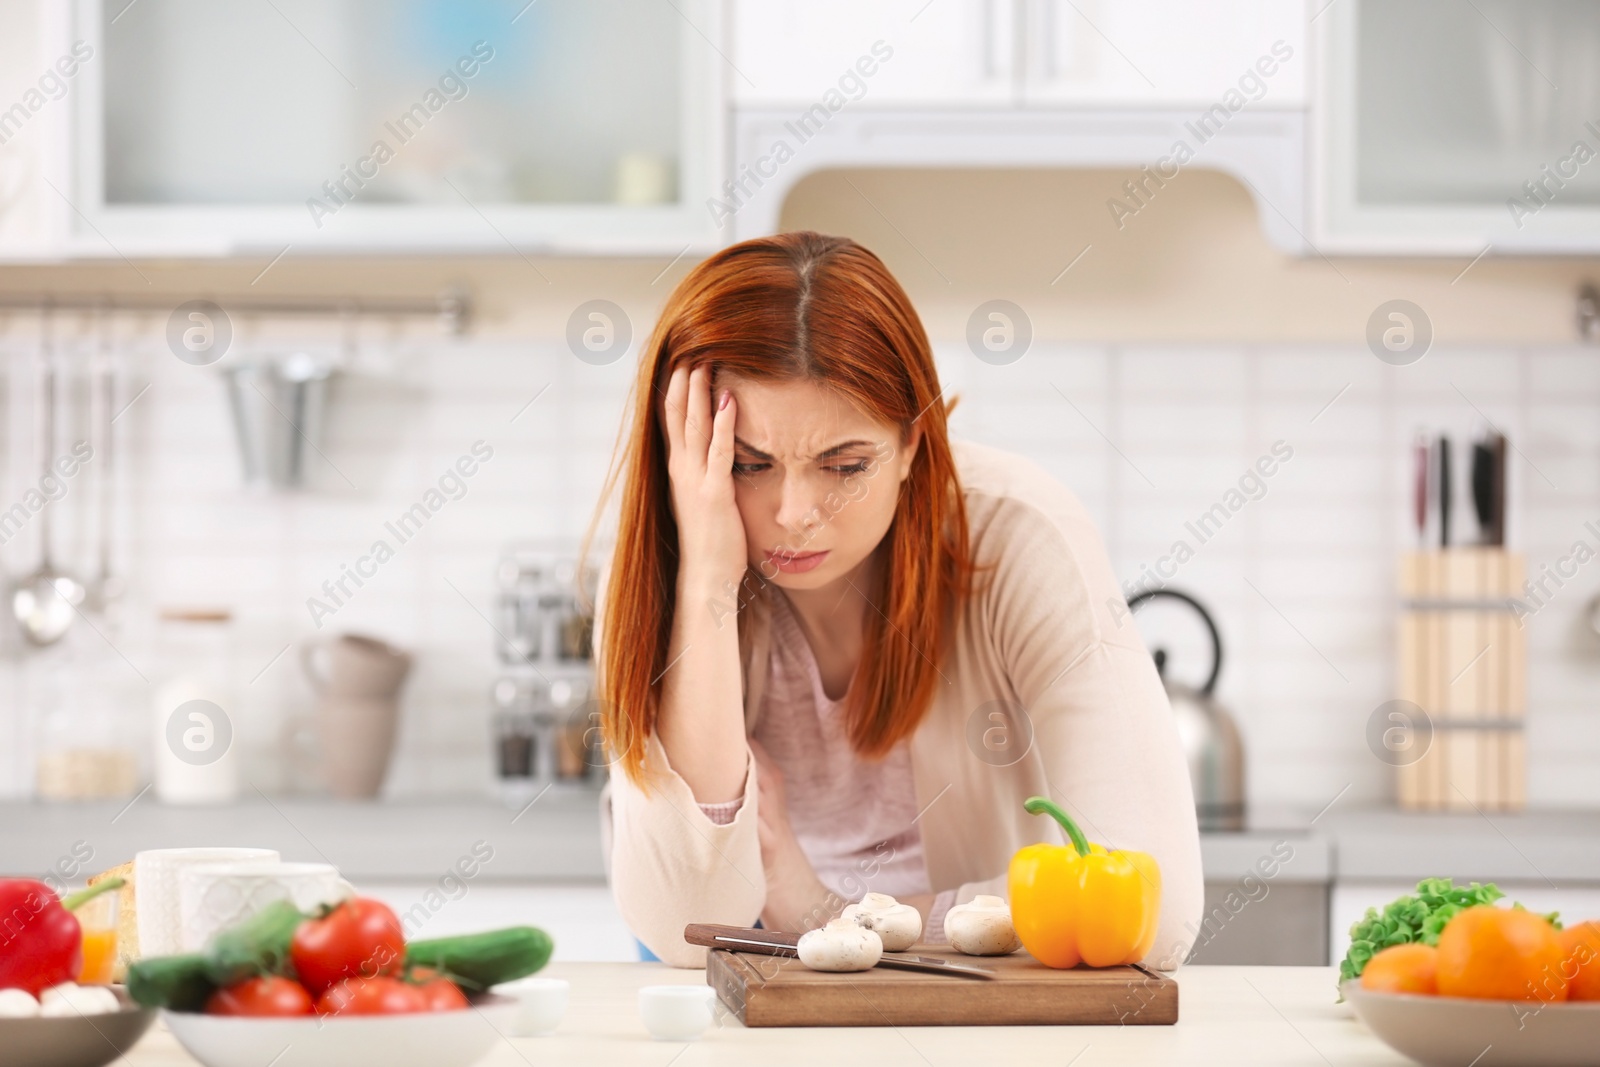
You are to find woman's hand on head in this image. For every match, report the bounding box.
[663,363,748,595]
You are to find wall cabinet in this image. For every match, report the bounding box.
[22,0,727,256]
[1315,0,1600,252]
[731,0,1306,109]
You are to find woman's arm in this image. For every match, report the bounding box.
[656,363,752,803]
[981,497,1205,971]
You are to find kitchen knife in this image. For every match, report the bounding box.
[1472,437,1494,545]
[1437,435,1452,548]
[1413,431,1430,547]
[1490,431,1507,546]
[683,923,999,979]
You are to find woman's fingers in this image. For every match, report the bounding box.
[708,385,736,478]
[683,364,712,469]
[662,364,688,459]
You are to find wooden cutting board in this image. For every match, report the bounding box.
[705,945,1178,1027]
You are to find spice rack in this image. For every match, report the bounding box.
[490,548,603,807]
[1396,549,1526,811]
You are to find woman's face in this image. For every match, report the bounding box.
[722,374,920,592]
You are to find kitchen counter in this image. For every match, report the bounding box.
[118,964,1406,1066]
[5,795,1597,884]
[0,789,606,882]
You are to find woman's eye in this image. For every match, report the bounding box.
[732,461,770,476]
[828,461,871,476]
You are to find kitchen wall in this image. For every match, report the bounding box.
[3,167,1599,811]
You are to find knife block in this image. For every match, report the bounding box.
[1396,550,1525,812]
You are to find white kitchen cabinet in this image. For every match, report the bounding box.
[361,883,639,963]
[27,0,727,256]
[731,0,1016,107]
[1316,0,1600,252]
[731,0,1305,109]
[1020,0,1306,108]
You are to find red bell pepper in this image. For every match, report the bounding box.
[0,877,123,996]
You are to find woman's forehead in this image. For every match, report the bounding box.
[722,376,893,454]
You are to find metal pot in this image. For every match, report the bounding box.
[1128,588,1246,832]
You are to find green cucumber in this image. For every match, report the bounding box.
[126,954,216,1012]
[404,926,553,990]
[204,899,306,986]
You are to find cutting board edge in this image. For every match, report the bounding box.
[706,949,1178,1028]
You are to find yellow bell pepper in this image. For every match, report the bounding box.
[1008,795,1162,968]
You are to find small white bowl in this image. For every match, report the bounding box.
[503,978,569,1036]
[638,985,716,1041]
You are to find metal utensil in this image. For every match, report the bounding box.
[682,923,1000,979]
[11,307,85,645]
[1437,435,1453,548]
[85,306,122,613]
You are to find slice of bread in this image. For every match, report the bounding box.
[87,861,139,982]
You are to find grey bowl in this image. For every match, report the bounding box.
[2,987,157,1067]
[1343,980,1600,1067]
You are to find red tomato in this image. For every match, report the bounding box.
[315,976,428,1017]
[414,976,469,1012]
[204,976,315,1017]
[290,898,406,995]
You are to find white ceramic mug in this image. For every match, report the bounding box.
[178,861,356,952]
[134,848,280,957]
[638,985,717,1041]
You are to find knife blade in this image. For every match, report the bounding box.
[683,923,999,979]
[1472,437,1494,545]
[1437,434,1452,548]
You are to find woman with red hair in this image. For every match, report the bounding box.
[592,231,1202,969]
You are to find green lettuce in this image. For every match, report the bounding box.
[1337,878,1562,989]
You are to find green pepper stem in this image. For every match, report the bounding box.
[61,876,124,912]
[1023,796,1092,858]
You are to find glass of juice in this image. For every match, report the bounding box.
[74,888,120,985]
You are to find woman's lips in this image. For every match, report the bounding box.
[764,549,829,574]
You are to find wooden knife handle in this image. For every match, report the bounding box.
[684,923,800,952]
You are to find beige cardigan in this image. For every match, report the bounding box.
[599,440,1205,969]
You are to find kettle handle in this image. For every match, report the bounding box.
[1126,588,1223,697]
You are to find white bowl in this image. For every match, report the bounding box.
[1343,980,1600,1067]
[638,985,716,1041]
[501,977,569,1036]
[163,995,518,1067]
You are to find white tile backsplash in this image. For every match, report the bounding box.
[1,337,1597,812]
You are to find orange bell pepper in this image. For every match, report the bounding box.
[1008,796,1161,968]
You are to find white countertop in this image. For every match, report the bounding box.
[119,964,1407,1066]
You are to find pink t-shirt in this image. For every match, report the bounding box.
[699,590,956,941]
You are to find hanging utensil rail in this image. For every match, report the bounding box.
[0,290,471,335]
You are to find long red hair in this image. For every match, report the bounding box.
[587,231,975,787]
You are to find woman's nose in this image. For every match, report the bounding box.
[773,476,824,535]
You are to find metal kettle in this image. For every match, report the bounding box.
[1128,589,1245,832]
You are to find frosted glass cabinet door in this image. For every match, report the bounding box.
[1318,0,1600,251]
[61,0,725,253]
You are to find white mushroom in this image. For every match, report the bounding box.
[841,892,923,952]
[39,982,120,1017]
[0,989,40,1017]
[943,895,1022,956]
[796,917,884,972]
